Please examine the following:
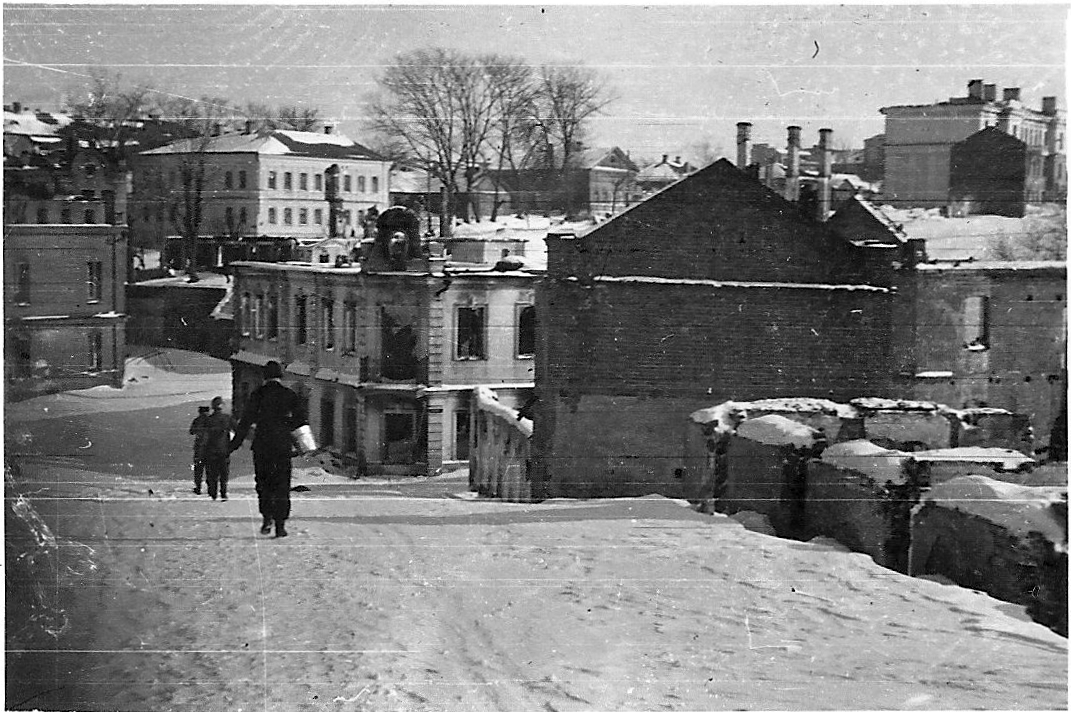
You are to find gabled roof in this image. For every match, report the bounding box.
[576,146,638,172]
[955,125,1027,149]
[826,195,908,246]
[140,129,384,161]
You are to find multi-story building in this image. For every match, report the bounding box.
[948,126,1045,217]
[881,80,1066,208]
[228,209,537,475]
[129,127,391,252]
[4,223,127,401]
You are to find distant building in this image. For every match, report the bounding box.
[228,208,538,476]
[130,127,391,253]
[634,154,696,196]
[861,133,886,183]
[948,126,1046,217]
[881,80,1066,208]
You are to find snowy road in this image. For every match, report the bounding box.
[5,350,1068,711]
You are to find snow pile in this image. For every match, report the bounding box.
[736,414,818,448]
[820,440,911,485]
[850,397,941,412]
[922,475,1068,551]
[911,447,1036,472]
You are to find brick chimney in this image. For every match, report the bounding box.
[12,101,21,114]
[817,128,833,222]
[967,79,984,101]
[244,120,254,135]
[736,122,753,169]
[1042,96,1058,115]
[1003,87,1021,102]
[324,125,334,135]
[983,84,998,102]
[785,126,802,202]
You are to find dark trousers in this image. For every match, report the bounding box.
[253,449,292,523]
[193,458,206,490]
[205,457,230,499]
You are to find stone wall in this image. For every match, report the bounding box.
[470,386,534,502]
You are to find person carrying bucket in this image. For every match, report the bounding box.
[230,361,308,538]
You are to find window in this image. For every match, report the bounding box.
[8,332,31,378]
[344,210,352,225]
[314,208,323,225]
[343,302,357,353]
[371,176,379,193]
[268,171,277,189]
[344,404,357,454]
[455,410,470,461]
[343,174,352,192]
[267,294,278,339]
[36,207,48,224]
[253,294,264,338]
[239,207,247,227]
[169,205,178,224]
[225,207,234,230]
[283,208,293,225]
[88,331,103,372]
[456,306,487,360]
[86,261,103,303]
[224,171,233,189]
[240,292,251,336]
[517,304,535,357]
[284,172,293,190]
[314,173,323,191]
[383,412,416,463]
[320,393,335,448]
[61,208,71,224]
[296,294,308,344]
[357,176,366,192]
[84,209,96,224]
[84,164,97,178]
[299,208,308,225]
[268,207,277,224]
[321,297,335,350]
[14,263,31,304]
[964,296,991,350]
[299,173,308,191]
[238,170,247,189]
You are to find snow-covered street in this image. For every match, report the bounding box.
[5,351,1067,711]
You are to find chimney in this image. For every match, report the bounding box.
[983,84,997,102]
[736,121,753,169]
[12,101,22,114]
[967,79,984,101]
[1003,87,1021,102]
[211,122,222,137]
[324,124,333,135]
[661,154,668,164]
[244,119,254,135]
[1042,96,1058,115]
[785,125,802,202]
[674,156,681,164]
[817,128,833,222]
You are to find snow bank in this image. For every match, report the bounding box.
[736,414,818,448]
[922,475,1067,551]
[820,440,911,485]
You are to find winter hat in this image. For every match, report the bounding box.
[263,361,284,380]
[211,396,224,409]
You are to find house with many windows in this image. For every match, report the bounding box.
[228,209,538,475]
[4,223,127,401]
[129,127,391,255]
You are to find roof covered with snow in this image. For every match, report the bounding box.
[140,129,383,161]
[922,475,1067,551]
[820,439,911,485]
[736,414,819,448]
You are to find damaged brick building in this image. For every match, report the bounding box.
[531,125,922,499]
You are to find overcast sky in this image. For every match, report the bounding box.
[4,4,1067,163]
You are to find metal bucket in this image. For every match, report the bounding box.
[291,424,318,455]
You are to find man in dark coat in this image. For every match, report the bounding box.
[189,406,210,494]
[230,361,306,538]
[203,396,237,501]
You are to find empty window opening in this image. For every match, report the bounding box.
[456,306,487,360]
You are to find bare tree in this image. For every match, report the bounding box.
[65,68,154,163]
[276,105,321,132]
[157,95,233,282]
[532,64,616,173]
[484,59,537,221]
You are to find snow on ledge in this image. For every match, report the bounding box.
[566,275,891,293]
[914,371,954,379]
[910,447,1035,472]
[922,475,1067,551]
[736,414,818,448]
[474,385,533,437]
